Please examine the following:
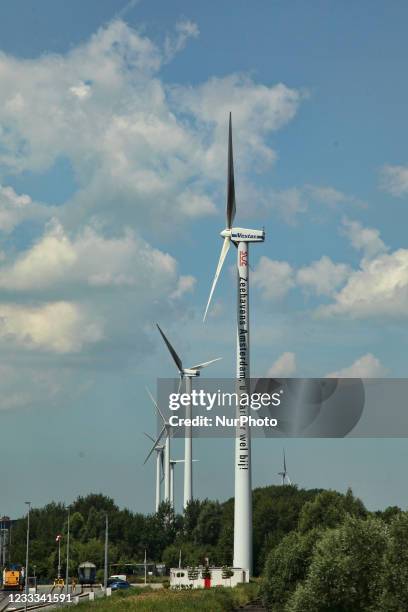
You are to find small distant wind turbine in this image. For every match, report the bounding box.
[203,113,265,576]
[278,449,291,485]
[143,432,164,512]
[144,387,171,503]
[156,324,221,509]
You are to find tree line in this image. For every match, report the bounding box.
[6,486,320,580]
[7,485,408,611]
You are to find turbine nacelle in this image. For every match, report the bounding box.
[220,227,265,242]
[182,368,201,377]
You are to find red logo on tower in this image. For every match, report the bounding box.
[239,251,248,267]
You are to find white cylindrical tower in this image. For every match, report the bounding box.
[233,240,252,578]
[183,376,193,509]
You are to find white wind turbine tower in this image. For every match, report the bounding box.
[156,324,221,509]
[143,432,164,512]
[203,113,265,577]
[169,459,199,509]
[278,449,291,485]
[144,388,172,504]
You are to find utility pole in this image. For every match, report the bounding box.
[0,524,3,572]
[65,507,70,594]
[8,521,11,564]
[144,549,147,585]
[24,501,31,612]
[103,515,108,590]
[56,535,62,579]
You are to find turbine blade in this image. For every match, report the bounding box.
[160,450,164,476]
[287,476,292,485]
[143,432,156,444]
[177,376,183,395]
[146,386,166,425]
[227,113,236,229]
[203,236,231,321]
[157,324,183,372]
[283,449,286,472]
[189,357,222,370]
[143,426,166,464]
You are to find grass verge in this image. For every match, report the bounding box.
[77,582,259,611]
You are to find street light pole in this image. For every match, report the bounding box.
[65,507,70,594]
[24,501,31,612]
[103,515,108,591]
[144,549,147,586]
[57,537,61,580]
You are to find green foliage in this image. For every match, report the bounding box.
[221,566,234,579]
[259,487,408,612]
[380,512,408,611]
[261,528,322,611]
[253,485,320,573]
[193,501,223,546]
[76,582,259,611]
[298,488,366,533]
[375,505,402,523]
[287,516,388,612]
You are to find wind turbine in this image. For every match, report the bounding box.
[144,388,171,504]
[169,459,199,509]
[203,113,265,577]
[278,449,291,485]
[156,324,221,509]
[143,432,164,512]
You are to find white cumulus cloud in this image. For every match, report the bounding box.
[380,164,408,197]
[0,301,103,353]
[164,20,200,62]
[0,220,178,293]
[0,184,48,232]
[319,248,408,318]
[0,20,304,234]
[252,256,295,300]
[297,256,350,296]
[267,352,296,377]
[326,353,387,377]
[342,217,387,259]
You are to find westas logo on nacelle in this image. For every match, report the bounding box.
[221,227,265,242]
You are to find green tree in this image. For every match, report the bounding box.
[375,505,402,523]
[253,485,318,573]
[261,528,322,611]
[69,512,85,540]
[193,501,222,546]
[380,511,408,611]
[298,488,366,533]
[183,499,203,537]
[287,516,388,612]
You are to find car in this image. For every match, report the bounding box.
[107,578,131,591]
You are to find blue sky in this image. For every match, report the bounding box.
[1,0,408,518]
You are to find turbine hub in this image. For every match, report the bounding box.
[220,228,231,238]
